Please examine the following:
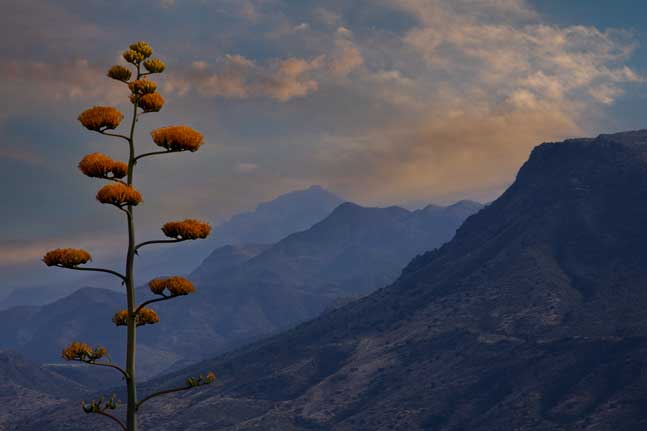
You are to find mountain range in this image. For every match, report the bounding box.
[132,185,345,284]
[0,198,481,385]
[16,130,647,431]
[0,185,344,310]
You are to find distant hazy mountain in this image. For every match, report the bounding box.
[0,200,481,380]
[0,285,79,310]
[131,185,344,282]
[27,131,647,431]
[0,185,344,309]
[215,185,344,245]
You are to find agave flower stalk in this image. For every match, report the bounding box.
[43,41,216,431]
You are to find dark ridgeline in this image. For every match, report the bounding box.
[0,198,479,388]
[16,130,647,431]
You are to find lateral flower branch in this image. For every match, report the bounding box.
[42,41,216,431]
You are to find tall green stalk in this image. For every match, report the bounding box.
[44,41,217,431]
[125,63,140,430]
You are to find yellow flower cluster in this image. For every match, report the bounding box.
[133,93,165,113]
[186,371,217,387]
[123,41,153,64]
[144,58,166,74]
[128,78,164,112]
[78,106,124,132]
[78,153,128,180]
[148,276,196,296]
[107,65,132,82]
[129,79,157,95]
[130,41,153,58]
[43,248,91,267]
[96,183,143,207]
[123,49,145,64]
[151,126,204,152]
[62,341,107,362]
[161,219,211,240]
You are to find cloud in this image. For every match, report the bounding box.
[292,0,641,203]
[0,234,125,268]
[166,54,326,101]
[0,146,45,165]
[328,28,364,77]
[0,58,125,118]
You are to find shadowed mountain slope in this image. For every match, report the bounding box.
[136,200,481,362]
[25,130,647,431]
[0,350,88,430]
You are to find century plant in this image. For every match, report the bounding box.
[43,41,215,431]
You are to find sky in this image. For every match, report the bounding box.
[1,0,646,290]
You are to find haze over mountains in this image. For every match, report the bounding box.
[0,194,481,384]
[0,185,344,310]
[16,130,647,431]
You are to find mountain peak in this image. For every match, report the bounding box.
[214,186,344,245]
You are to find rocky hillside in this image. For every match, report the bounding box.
[22,130,647,431]
[0,350,87,430]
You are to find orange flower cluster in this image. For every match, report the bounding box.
[78,106,124,132]
[148,276,195,296]
[161,219,211,240]
[113,308,160,327]
[43,248,91,267]
[134,93,165,112]
[96,183,142,207]
[144,58,166,74]
[107,65,132,82]
[151,126,204,152]
[186,371,217,387]
[78,153,128,180]
[62,341,107,362]
[137,307,160,326]
[112,310,128,326]
[128,79,157,95]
